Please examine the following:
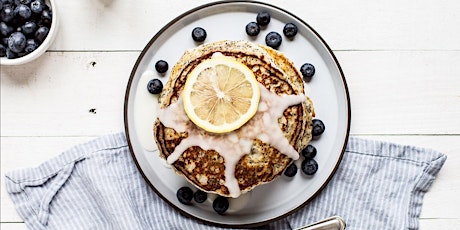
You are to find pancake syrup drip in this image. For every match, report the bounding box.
[158,84,305,198]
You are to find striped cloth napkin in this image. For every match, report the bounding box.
[5,133,446,230]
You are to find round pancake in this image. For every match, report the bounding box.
[154,40,313,197]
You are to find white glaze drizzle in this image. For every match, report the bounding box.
[158,84,305,197]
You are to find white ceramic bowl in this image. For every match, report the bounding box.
[0,0,58,65]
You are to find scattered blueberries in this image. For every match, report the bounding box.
[193,190,208,203]
[155,60,168,73]
[301,159,319,175]
[245,21,260,36]
[212,196,229,215]
[191,27,206,42]
[265,31,282,49]
[147,79,163,94]
[301,145,317,159]
[283,23,298,38]
[311,119,325,137]
[284,163,298,177]
[256,11,271,26]
[176,186,194,205]
[0,0,52,59]
[300,63,315,80]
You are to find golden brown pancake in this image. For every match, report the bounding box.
[154,40,313,197]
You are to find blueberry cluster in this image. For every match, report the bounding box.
[147,59,168,94]
[284,119,325,178]
[0,0,52,59]
[245,11,299,50]
[176,186,229,215]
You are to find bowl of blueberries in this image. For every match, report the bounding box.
[0,0,57,65]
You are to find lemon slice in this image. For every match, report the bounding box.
[182,55,260,133]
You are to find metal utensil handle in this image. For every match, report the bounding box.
[294,216,346,230]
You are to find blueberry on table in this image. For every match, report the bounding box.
[191,27,207,42]
[300,63,315,80]
[8,31,26,53]
[301,159,318,175]
[147,79,163,94]
[155,60,168,73]
[283,23,298,38]
[212,196,229,215]
[176,186,194,205]
[14,4,32,21]
[301,145,317,159]
[34,26,48,42]
[245,21,260,36]
[265,31,282,49]
[284,163,298,177]
[193,190,207,203]
[311,119,325,137]
[256,11,271,26]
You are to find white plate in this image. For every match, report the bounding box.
[124,1,350,228]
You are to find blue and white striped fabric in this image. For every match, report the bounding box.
[5,133,446,230]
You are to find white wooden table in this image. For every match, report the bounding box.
[1,0,459,229]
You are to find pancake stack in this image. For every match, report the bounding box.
[154,40,314,197]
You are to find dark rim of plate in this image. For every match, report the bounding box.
[123,0,351,228]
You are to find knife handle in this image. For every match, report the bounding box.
[294,216,346,230]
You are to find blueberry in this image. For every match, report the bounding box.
[14,4,32,21]
[284,163,297,177]
[21,21,37,35]
[14,0,30,5]
[0,21,14,37]
[1,5,14,22]
[256,11,271,26]
[24,38,37,53]
[8,31,26,53]
[155,60,168,73]
[5,47,17,59]
[301,159,318,175]
[283,23,298,38]
[2,0,13,4]
[147,79,163,94]
[40,8,51,25]
[265,31,282,49]
[193,190,207,203]
[300,63,315,80]
[34,26,48,42]
[0,44,6,57]
[311,119,325,136]
[212,196,229,215]
[30,0,45,14]
[176,186,194,205]
[191,27,206,42]
[0,1,3,11]
[301,145,317,159]
[245,22,260,36]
